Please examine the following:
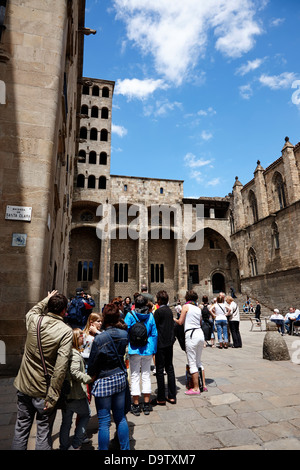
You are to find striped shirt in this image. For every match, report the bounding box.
[91,371,126,397]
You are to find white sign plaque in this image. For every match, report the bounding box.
[5,205,32,222]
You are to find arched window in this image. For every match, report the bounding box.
[79,127,87,139]
[249,190,258,223]
[273,172,287,210]
[82,85,89,95]
[88,175,95,188]
[78,150,86,163]
[100,129,108,141]
[230,210,235,235]
[99,176,106,189]
[81,104,88,115]
[77,174,85,188]
[89,151,97,164]
[91,106,98,118]
[99,152,107,165]
[102,87,109,97]
[248,248,258,276]
[272,222,280,249]
[78,260,93,282]
[90,128,98,140]
[92,85,99,96]
[101,107,109,119]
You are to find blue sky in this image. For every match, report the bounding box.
[83,0,300,198]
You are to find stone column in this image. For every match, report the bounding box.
[232,177,245,231]
[282,137,300,204]
[254,161,269,219]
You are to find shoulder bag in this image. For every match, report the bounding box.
[36,315,70,410]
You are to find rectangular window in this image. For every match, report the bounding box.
[114,263,129,282]
[189,265,199,284]
[77,260,93,282]
[150,263,164,283]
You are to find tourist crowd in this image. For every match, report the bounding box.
[12,284,299,451]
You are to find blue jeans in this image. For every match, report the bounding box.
[216,320,228,343]
[59,398,91,450]
[94,389,130,450]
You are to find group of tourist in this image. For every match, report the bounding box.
[12,285,243,451]
[269,306,300,335]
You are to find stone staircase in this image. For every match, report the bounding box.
[233,293,273,321]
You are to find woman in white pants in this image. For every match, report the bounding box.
[175,290,206,395]
[125,295,157,416]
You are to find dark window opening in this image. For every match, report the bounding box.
[99,176,106,189]
[102,87,109,97]
[91,106,98,118]
[101,107,109,119]
[80,127,87,139]
[188,265,199,285]
[78,260,93,282]
[151,263,164,283]
[89,151,97,164]
[100,152,107,165]
[100,129,108,141]
[88,175,95,188]
[114,263,128,282]
[90,128,98,140]
[92,86,99,96]
[77,174,85,188]
[81,104,88,115]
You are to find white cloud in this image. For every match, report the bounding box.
[239,84,253,99]
[259,72,298,90]
[236,58,265,76]
[201,130,213,141]
[206,177,221,187]
[184,153,212,168]
[114,78,168,100]
[270,17,285,27]
[112,124,128,137]
[197,107,216,116]
[113,0,264,85]
[190,170,202,183]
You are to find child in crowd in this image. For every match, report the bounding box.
[59,329,93,450]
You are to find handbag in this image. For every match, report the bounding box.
[104,330,131,414]
[37,315,70,410]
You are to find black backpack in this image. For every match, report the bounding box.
[129,312,148,347]
[201,304,211,322]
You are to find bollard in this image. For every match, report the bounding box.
[263,322,290,361]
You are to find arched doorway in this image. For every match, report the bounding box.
[212,272,225,294]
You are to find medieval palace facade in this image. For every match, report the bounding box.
[1,2,299,373]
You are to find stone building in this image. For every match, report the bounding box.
[230,137,300,311]
[0,0,86,373]
[69,79,239,309]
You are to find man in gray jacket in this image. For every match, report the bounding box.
[12,290,73,450]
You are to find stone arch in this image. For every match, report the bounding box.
[186,227,232,298]
[211,271,226,294]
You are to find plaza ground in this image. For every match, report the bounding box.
[1,319,300,451]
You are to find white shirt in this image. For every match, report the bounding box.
[184,304,202,332]
[214,303,228,321]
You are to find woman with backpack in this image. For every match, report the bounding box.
[125,294,157,416]
[200,295,215,348]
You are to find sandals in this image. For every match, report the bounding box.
[185,389,201,395]
[151,399,166,406]
[166,397,176,404]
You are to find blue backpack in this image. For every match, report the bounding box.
[67,297,84,324]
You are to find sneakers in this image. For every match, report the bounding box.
[131,403,140,416]
[143,403,151,415]
[131,402,152,415]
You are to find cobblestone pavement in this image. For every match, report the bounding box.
[1,320,300,451]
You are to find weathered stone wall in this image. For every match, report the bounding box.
[0,0,85,374]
